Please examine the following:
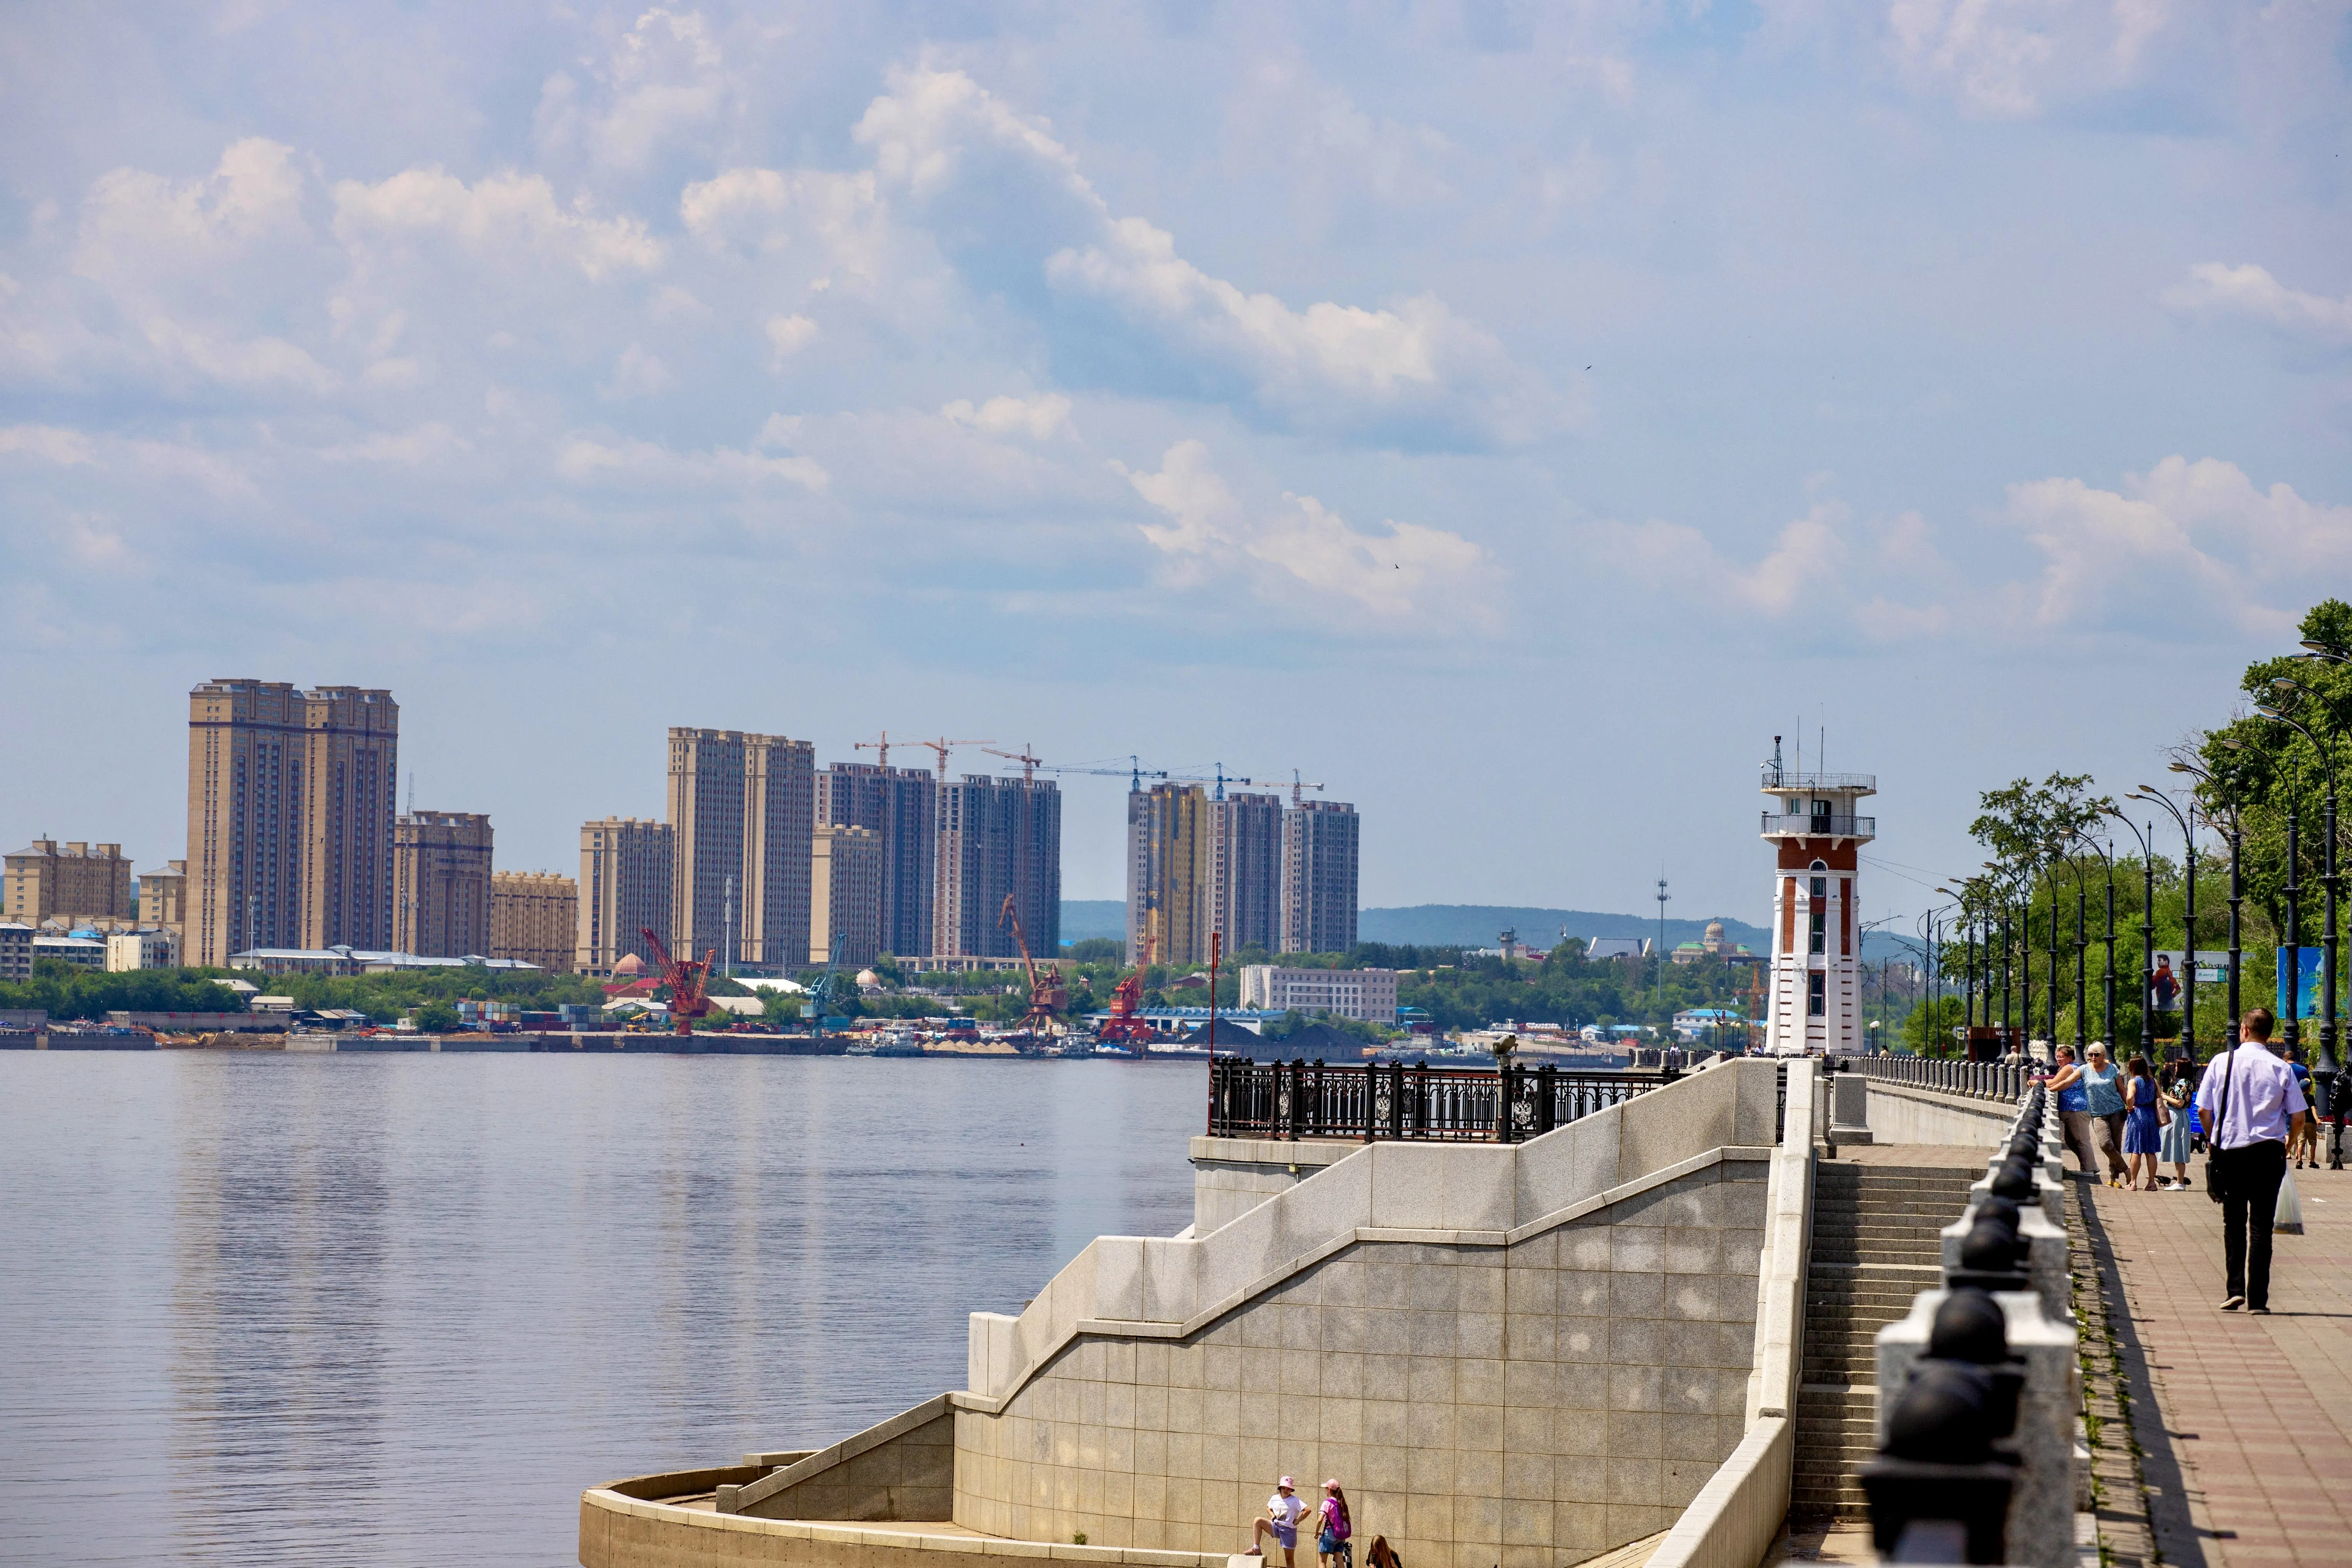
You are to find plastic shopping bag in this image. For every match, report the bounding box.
[2276,1169,2305,1235]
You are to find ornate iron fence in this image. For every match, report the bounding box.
[1207,1055,1675,1143]
[1855,1052,2034,1102]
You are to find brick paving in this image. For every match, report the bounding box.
[2077,1157,2352,1568]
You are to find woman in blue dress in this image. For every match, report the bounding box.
[2157,1059,2197,1189]
[2122,1054,2163,1191]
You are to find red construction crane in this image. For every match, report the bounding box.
[1098,919,1157,1047]
[910,736,993,782]
[641,927,714,1035]
[852,731,895,769]
[984,743,1045,783]
[998,893,1067,1033]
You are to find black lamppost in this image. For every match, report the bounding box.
[1984,863,2028,1053]
[2194,751,2251,1051]
[2274,671,2349,1117]
[2260,698,2338,1077]
[2106,811,2159,1059]
[2071,829,2118,1048]
[2054,852,2091,1054]
[1938,884,1979,1040]
[2131,787,2198,1062]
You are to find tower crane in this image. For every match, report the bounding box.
[641,927,714,1035]
[998,893,1067,1034]
[852,732,895,769]
[909,737,993,782]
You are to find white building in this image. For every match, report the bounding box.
[1237,965,1398,1025]
[32,934,106,970]
[106,929,178,971]
[1758,737,1875,1055]
[0,922,31,982]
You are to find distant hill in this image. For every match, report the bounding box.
[1358,905,1770,951]
[1058,900,1769,953]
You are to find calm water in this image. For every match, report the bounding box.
[0,1053,1205,1566]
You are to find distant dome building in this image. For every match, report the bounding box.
[855,969,881,987]
[1703,919,1727,955]
[613,952,643,976]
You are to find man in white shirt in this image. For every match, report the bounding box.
[2194,1007,2307,1313]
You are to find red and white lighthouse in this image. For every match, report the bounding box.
[1760,738,1876,1055]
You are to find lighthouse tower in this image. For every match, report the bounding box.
[1760,738,1876,1056]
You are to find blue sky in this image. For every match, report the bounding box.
[3,1,2348,928]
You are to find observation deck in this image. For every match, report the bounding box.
[1759,811,1876,841]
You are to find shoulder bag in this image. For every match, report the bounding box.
[2207,1047,2237,1204]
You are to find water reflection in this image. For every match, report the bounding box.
[0,1053,1200,1566]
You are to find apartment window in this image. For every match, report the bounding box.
[1808,972,1826,1016]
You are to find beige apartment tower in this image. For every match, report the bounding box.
[578,817,674,975]
[185,678,399,967]
[667,728,814,970]
[491,871,577,971]
[1125,783,1210,966]
[810,824,883,967]
[4,839,134,928]
[138,859,187,948]
[392,811,493,957]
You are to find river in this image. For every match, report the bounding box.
[0,1052,1205,1566]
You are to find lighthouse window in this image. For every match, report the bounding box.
[1809,876,1826,899]
[1809,907,1825,954]
[1808,973,1826,1015]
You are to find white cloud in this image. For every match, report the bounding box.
[854,67,1556,447]
[600,343,675,399]
[74,137,308,285]
[764,313,819,366]
[318,423,468,464]
[1873,0,2179,117]
[1116,439,1490,623]
[1591,504,1849,616]
[678,168,886,274]
[2005,456,2352,635]
[534,8,730,174]
[0,425,97,465]
[942,393,1072,440]
[142,315,337,392]
[331,167,661,280]
[556,433,828,492]
[2163,262,2352,345]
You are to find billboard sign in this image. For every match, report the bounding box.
[2277,947,2325,1026]
[2149,951,2229,1009]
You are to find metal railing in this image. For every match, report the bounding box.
[1207,1055,1674,1142]
[1759,812,1876,838]
[1856,1052,2034,1102]
[1759,768,1876,792]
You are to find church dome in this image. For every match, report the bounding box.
[614,952,643,975]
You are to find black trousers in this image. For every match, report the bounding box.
[2214,1139,2288,1308]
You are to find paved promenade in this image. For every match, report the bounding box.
[2081,1159,2352,1568]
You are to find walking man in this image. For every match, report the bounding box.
[2195,1008,2307,1314]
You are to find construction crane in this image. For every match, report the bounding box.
[984,743,1045,783]
[1097,914,1157,1047]
[998,893,1067,1033]
[852,731,896,769]
[1287,769,1326,806]
[908,736,993,783]
[806,932,845,1038]
[641,927,714,1035]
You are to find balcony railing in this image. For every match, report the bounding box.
[1759,767,1876,792]
[1759,812,1876,839]
[1207,1055,1676,1142]
[1855,1053,2035,1102]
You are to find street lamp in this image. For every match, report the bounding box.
[1984,861,2031,1053]
[2254,702,2324,1059]
[2129,787,2197,1062]
[2103,809,2159,1060]
[2273,671,2349,1117]
[2068,830,2118,1048]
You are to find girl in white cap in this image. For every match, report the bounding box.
[1248,1476,1305,1565]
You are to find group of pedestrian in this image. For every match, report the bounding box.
[1249,1478,1356,1568]
[2048,1040,2203,1190]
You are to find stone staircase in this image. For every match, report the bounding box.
[1789,1160,1979,1518]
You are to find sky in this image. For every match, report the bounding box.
[3,1,2349,931]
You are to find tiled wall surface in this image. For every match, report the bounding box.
[746,1413,955,1522]
[953,1164,1767,1568]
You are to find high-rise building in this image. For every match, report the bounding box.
[185,679,399,967]
[1126,783,1210,966]
[392,811,493,957]
[816,762,936,959]
[578,817,674,975]
[811,824,884,967]
[936,776,1060,959]
[4,839,134,928]
[491,871,577,972]
[1207,792,1284,956]
[1279,799,1359,955]
[667,728,814,970]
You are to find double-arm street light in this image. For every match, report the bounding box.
[2170,756,2244,1046]
[2252,703,2325,1058]
[2273,670,2349,1118]
[1936,884,1983,1042]
[1982,862,2031,1050]
[2129,787,2198,1062]
[2067,830,2118,1047]
[2102,809,2160,1060]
